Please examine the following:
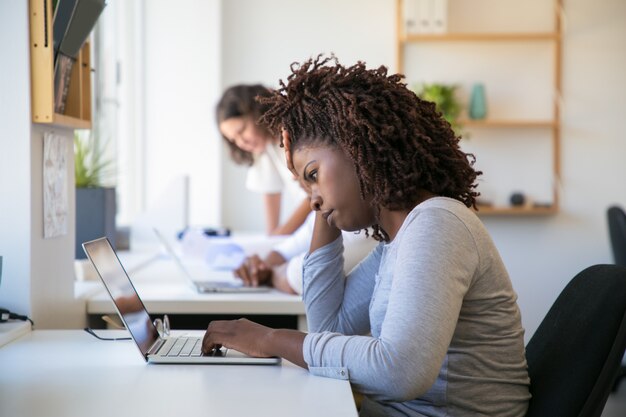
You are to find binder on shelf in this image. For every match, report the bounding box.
[431,0,448,34]
[404,0,420,35]
[56,0,106,59]
[52,0,79,62]
[51,0,106,115]
[418,0,432,33]
[403,0,448,35]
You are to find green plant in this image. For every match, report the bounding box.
[74,132,115,188]
[413,83,463,135]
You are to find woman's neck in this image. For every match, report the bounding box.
[378,191,437,241]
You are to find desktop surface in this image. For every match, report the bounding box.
[0,330,357,417]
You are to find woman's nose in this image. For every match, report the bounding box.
[310,192,322,211]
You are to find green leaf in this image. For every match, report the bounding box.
[74,132,115,188]
[413,82,464,136]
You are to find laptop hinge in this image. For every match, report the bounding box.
[147,338,165,356]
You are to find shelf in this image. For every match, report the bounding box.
[51,113,92,130]
[29,0,92,129]
[475,205,558,216]
[459,119,558,129]
[396,0,562,216]
[402,32,560,43]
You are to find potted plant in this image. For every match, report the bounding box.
[74,131,116,259]
[413,82,464,136]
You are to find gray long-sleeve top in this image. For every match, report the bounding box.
[302,197,530,417]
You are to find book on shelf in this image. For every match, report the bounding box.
[53,53,75,114]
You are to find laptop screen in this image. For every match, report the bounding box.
[83,238,160,358]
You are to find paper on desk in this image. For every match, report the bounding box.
[180,229,246,270]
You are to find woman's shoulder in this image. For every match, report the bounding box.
[408,197,476,226]
[396,197,487,244]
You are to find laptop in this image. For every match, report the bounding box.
[82,237,280,365]
[153,228,269,293]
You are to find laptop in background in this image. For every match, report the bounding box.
[153,228,268,293]
[82,237,280,365]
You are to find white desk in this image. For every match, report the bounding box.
[0,320,31,348]
[0,330,357,417]
[78,249,307,331]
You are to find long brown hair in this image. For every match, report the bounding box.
[216,84,273,166]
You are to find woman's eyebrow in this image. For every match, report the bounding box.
[302,160,316,178]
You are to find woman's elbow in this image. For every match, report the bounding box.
[372,366,438,402]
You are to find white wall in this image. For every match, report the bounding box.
[218,0,626,340]
[0,1,83,329]
[0,0,32,320]
[142,0,222,228]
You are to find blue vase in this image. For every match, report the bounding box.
[469,83,487,120]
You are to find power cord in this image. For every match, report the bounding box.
[0,308,34,326]
[83,327,132,341]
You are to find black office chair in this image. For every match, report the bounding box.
[607,205,626,391]
[607,206,626,267]
[524,264,626,417]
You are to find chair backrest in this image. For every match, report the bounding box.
[607,206,626,266]
[525,264,626,417]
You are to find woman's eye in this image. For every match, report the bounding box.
[308,170,318,181]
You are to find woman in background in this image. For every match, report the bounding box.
[216,84,310,235]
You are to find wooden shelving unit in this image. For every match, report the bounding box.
[396,0,562,216]
[29,0,92,129]
[475,205,558,217]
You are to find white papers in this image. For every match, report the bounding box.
[43,132,69,238]
[180,229,245,270]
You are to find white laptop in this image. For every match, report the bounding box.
[153,228,269,293]
[82,237,280,365]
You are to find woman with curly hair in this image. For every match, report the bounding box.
[203,56,530,416]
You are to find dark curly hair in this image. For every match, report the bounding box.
[260,55,481,241]
[216,84,273,166]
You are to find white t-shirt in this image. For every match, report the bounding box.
[245,142,306,201]
[274,212,377,294]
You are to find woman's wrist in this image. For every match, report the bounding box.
[264,328,308,368]
[310,210,341,253]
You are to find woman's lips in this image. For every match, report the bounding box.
[322,210,334,226]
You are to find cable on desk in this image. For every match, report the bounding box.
[84,327,132,341]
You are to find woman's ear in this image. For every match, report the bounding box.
[281,130,296,174]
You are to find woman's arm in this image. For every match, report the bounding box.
[201,319,307,368]
[270,197,312,236]
[263,192,282,234]
[304,237,381,334]
[304,209,478,401]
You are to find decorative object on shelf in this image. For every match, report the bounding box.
[468,83,487,120]
[74,132,117,259]
[413,82,463,135]
[510,192,526,207]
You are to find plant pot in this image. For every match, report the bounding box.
[75,187,116,259]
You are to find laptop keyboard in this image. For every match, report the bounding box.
[158,337,226,357]
[159,337,203,357]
